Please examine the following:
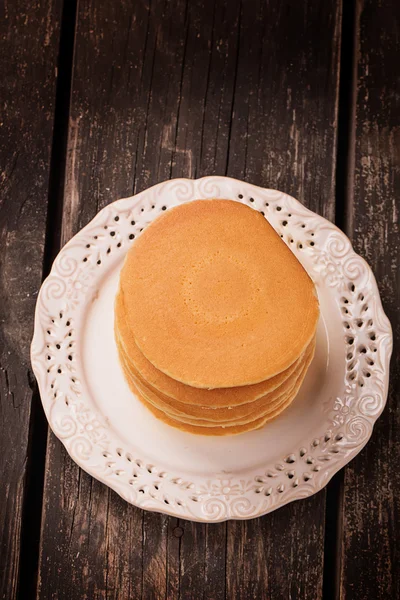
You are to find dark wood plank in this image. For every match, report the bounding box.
[225,1,341,598]
[38,1,150,596]
[338,1,400,598]
[0,1,62,599]
[37,1,341,598]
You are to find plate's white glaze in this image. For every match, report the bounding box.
[31,177,392,522]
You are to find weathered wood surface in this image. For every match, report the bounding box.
[0,1,62,599]
[338,1,400,598]
[37,1,342,599]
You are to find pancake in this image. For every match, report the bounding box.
[115,291,308,406]
[121,342,314,436]
[120,199,319,388]
[117,335,316,422]
[120,341,314,427]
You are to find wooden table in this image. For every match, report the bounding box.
[1,1,399,598]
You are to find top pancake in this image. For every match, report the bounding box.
[120,199,319,388]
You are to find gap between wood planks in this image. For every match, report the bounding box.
[322,1,359,600]
[16,1,78,599]
[16,0,359,598]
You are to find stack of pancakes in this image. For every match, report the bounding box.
[115,199,319,436]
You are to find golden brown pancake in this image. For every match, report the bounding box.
[121,342,313,427]
[115,291,308,406]
[117,335,315,423]
[120,200,319,388]
[121,342,314,435]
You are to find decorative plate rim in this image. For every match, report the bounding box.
[31,176,393,522]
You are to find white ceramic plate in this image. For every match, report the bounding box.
[31,177,392,522]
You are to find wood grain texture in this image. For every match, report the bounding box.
[37,1,341,598]
[0,1,62,599]
[338,1,400,598]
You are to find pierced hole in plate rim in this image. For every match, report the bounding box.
[285,454,296,464]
